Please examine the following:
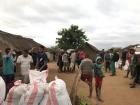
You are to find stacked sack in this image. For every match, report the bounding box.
[40,76,72,105]
[5,70,48,105]
[5,80,28,105]
[0,76,6,105]
[5,69,72,105]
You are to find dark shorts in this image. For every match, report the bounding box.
[95,77,103,87]
[81,74,93,83]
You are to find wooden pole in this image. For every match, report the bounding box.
[70,67,81,105]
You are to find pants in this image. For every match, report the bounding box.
[63,62,69,71]
[21,74,29,84]
[57,61,63,71]
[3,74,15,85]
[127,65,135,78]
[0,68,2,76]
[133,65,140,83]
[110,62,116,75]
[95,77,103,87]
[70,62,75,71]
[81,74,93,83]
[3,74,15,94]
[121,59,126,67]
[105,61,110,72]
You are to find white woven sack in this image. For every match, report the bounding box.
[19,83,46,105]
[39,84,49,105]
[29,70,48,84]
[48,78,72,105]
[0,77,6,105]
[5,80,27,105]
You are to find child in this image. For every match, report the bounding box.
[80,54,94,98]
[94,56,104,102]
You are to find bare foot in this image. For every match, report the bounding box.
[98,98,104,102]
[88,95,92,98]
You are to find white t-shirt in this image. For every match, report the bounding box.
[62,53,68,63]
[17,55,33,75]
[70,52,76,63]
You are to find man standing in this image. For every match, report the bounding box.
[80,54,94,98]
[62,51,69,72]
[125,48,137,78]
[3,48,15,93]
[100,49,105,62]
[17,50,33,83]
[130,55,140,88]
[70,51,76,72]
[36,45,48,71]
[110,49,117,76]
[104,51,111,72]
[30,47,38,69]
[57,52,64,72]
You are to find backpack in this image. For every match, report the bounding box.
[113,53,119,62]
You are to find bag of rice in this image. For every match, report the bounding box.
[5,80,27,105]
[40,77,72,105]
[0,76,6,105]
[29,70,48,84]
[19,83,46,105]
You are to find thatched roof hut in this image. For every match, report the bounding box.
[123,44,140,51]
[0,30,42,51]
[80,42,99,60]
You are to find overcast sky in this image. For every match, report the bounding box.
[0,0,140,50]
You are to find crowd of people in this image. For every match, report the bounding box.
[57,50,87,73]
[0,45,49,94]
[97,48,140,89]
[56,48,120,101]
[57,47,140,101]
[1,45,140,102]
[78,49,120,102]
[122,48,140,88]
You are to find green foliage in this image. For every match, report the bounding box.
[79,91,91,105]
[80,99,89,105]
[56,25,88,50]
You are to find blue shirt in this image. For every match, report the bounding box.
[3,55,14,75]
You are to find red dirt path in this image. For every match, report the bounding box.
[48,62,140,105]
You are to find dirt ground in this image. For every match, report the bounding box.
[47,62,140,105]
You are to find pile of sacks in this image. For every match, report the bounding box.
[0,76,6,105]
[1,70,72,105]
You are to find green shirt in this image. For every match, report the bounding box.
[3,55,14,75]
[94,63,104,77]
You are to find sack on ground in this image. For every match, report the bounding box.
[48,78,72,105]
[19,83,46,105]
[5,80,27,105]
[0,76,6,105]
[39,84,49,105]
[29,70,48,84]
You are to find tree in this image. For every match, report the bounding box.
[56,25,88,50]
